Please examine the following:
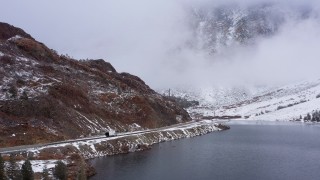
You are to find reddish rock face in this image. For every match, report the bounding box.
[0,22,191,147]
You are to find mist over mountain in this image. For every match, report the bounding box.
[1,0,320,89]
[189,3,311,54]
[167,1,320,88]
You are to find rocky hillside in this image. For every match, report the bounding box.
[0,22,191,148]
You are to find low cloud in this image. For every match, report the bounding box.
[174,17,320,87]
[1,0,320,89]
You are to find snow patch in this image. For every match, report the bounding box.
[7,35,22,42]
[15,160,67,173]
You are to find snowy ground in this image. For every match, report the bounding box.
[13,160,67,173]
[172,79,320,121]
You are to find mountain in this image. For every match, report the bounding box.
[176,79,320,121]
[167,3,320,121]
[189,3,312,55]
[0,22,191,147]
[216,79,320,121]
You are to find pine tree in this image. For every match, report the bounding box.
[77,158,87,180]
[0,154,6,180]
[312,111,320,122]
[7,154,19,180]
[53,161,67,180]
[21,159,34,180]
[42,165,50,180]
[306,113,311,121]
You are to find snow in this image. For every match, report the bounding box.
[7,35,22,41]
[76,111,103,132]
[15,160,67,173]
[253,98,320,121]
[15,70,32,77]
[132,123,140,128]
[17,56,30,62]
[184,79,320,121]
[16,120,223,160]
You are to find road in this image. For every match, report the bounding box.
[0,120,198,153]
[0,120,228,154]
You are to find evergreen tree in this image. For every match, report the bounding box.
[306,113,311,121]
[21,159,34,180]
[7,154,18,180]
[53,161,67,180]
[42,165,50,180]
[311,110,320,122]
[77,159,87,180]
[0,154,6,180]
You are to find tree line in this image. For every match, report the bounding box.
[301,110,320,122]
[0,154,71,180]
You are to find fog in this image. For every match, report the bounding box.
[1,0,320,89]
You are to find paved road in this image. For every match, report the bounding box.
[0,120,227,154]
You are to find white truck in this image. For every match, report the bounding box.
[105,129,116,137]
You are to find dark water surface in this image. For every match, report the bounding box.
[90,121,320,180]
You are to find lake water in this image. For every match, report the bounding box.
[90,121,320,180]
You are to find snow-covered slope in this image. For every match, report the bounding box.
[163,3,320,121]
[184,79,320,121]
[162,85,267,108]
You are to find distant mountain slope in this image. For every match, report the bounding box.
[185,80,320,121]
[166,3,319,121]
[0,22,191,147]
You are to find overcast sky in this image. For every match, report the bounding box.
[1,0,320,89]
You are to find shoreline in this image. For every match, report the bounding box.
[0,120,230,178]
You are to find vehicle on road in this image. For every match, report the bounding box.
[105,130,116,137]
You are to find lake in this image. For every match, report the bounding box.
[90,121,320,180]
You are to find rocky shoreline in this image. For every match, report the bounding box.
[2,121,230,179]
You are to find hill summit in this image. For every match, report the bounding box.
[0,22,190,147]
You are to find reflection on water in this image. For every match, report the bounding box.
[90,121,320,180]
